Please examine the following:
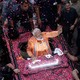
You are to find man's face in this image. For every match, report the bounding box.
[61,0,66,3]
[34,30,42,39]
[65,3,71,11]
[21,2,29,11]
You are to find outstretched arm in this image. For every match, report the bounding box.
[67,53,78,61]
[64,51,78,61]
[43,26,62,38]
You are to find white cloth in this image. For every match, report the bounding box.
[54,48,64,56]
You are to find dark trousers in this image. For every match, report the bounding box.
[76,26,80,56]
[63,26,74,46]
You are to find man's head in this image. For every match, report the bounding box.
[61,0,66,3]
[20,0,29,11]
[0,0,3,2]
[65,2,71,11]
[71,0,78,3]
[32,28,42,39]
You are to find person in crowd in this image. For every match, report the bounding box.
[34,0,62,31]
[61,0,68,10]
[0,2,20,78]
[65,51,80,80]
[1,0,13,23]
[0,0,20,40]
[9,0,33,32]
[0,0,18,24]
[0,26,20,80]
[60,2,78,46]
[61,0,71,10]
[71,0,80,56]
[71,0,80,17]
[26,26,62,58]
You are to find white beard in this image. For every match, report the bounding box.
[36,37,43,41]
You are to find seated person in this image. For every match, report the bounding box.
[65,51,80,80]
[0,31,20,80]
[27,27,62,58]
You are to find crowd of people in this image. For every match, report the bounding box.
[0,0,80,80]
